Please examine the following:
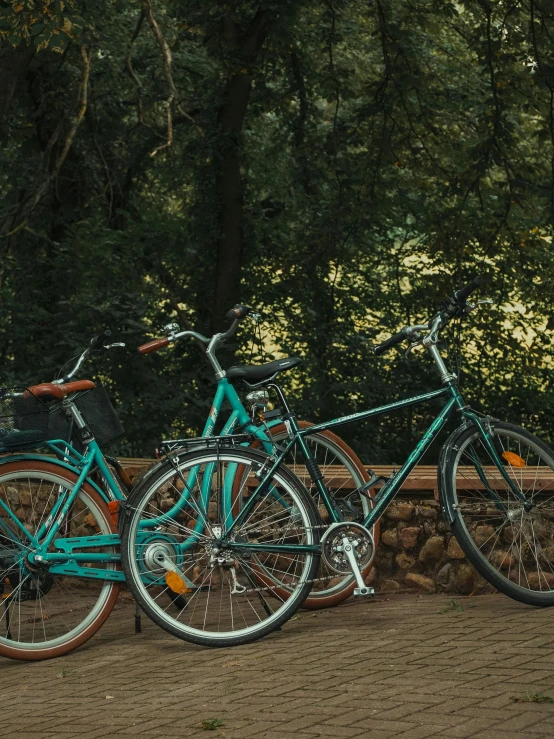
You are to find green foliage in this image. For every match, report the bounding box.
[200,718,225,730]
[2,1,554,460]
[438,599,475,614]
[0,0,84,52]
[512,691,554,704]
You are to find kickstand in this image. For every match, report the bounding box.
[134,600,142,634]
[4,600,11,641]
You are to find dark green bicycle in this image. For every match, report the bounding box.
[121,277,554,647]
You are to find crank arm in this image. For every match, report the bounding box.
[341,536,374,597]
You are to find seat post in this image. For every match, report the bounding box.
[265,381,293,417]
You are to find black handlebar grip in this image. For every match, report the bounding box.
[374,328,408,357]
[454,276,485,304]
[90,330,112,350]
[225,304,251,322]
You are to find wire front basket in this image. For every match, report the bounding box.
[0,388,50,452]
[49,383,124,451]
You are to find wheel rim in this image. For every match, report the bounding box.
[0,469,116,651]
[452,427,554,593]
[125,451,316,640]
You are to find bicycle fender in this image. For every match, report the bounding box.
[437,422,477,525]
[0,453,110,504]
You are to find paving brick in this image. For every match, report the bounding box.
[2,593,554,738]
[396,726,449,739]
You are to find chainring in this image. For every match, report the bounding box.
[321,522,374,575]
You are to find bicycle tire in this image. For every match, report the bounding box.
[442,421,554,606]
[0,460,120,661]
[120,446,320,647]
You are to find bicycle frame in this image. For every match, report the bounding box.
[0,377,273,581]
[224,379,529,556]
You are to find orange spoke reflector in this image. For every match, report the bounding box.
[165,571,189,595]
[502,451,526,467]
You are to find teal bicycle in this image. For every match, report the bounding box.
[137,309,378,610]
[0,314,372,660]
[121,278,554,648]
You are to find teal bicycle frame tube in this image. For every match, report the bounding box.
[227,377,533,555]
[145,378,274,550]
[0,374,280,580]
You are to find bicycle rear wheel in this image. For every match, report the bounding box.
[247,422,379,608]
[0,460,120,660]
[121,446,320,647]
[443,421,554,606]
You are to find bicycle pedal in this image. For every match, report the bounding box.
[354,586,374,597]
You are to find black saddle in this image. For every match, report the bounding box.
[226,357,302,384]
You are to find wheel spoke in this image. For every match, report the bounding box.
[123,449,317,646]
[451,424,554,600]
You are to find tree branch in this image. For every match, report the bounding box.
[2,45,92,238]
[141,0,195,157]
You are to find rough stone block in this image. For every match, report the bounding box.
[386,504,415,521]
[382,528,400,548]
[405,572,435,592]
[396,552,415,570]
[473,524,495,548]
[417,506,438,520]
[454,564,475,595]
[419,535,444,563]
[380,579,401,592]
[447,536,465,559]
[399,526,420,550]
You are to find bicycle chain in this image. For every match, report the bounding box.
[244,522,330,536]
[242,574,341,595]
[237,523,343,595]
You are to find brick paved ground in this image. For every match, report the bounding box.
[2,593,554,738]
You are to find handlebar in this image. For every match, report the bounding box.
[373,276,486,356]
[55,331,125,383]
[90,330,112,351]
[225,304,251,322]
[138,337,169,355]
[138,303,254,357]
[454,276,485,304]
[374,328,410,357]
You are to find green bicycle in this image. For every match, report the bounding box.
[121,277,554,648]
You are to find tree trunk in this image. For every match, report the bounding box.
[212,8,270,330]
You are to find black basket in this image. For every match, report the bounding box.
[0,388,50,452]
[49,383,124,451]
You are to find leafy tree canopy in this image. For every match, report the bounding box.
[1,0,554,462]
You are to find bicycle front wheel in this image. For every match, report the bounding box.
[121,447,320,647]
[443,421,554,606]
[0,460,120,661]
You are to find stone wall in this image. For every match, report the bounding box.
[366,499,493,596]
[1,468,493,596]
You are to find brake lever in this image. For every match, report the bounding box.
[105,342,126,349]
[465,299,493,313]
[405,341,423,360]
